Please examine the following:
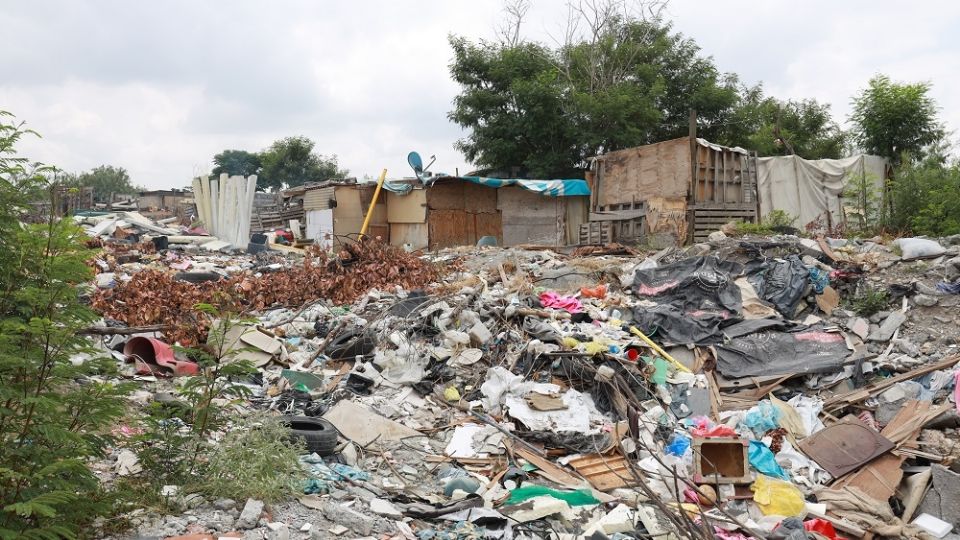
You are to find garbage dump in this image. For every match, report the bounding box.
[77,213,960,540]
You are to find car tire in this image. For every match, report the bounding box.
[279,415,339,456]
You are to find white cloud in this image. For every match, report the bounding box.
[1,0,958,189]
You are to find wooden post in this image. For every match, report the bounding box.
[689,110,697,205]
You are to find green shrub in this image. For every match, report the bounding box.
[199,414,305,502]
[0,112,132,539]
[886,155,960,236]
[734,210,798,235]
[848,285,890,317]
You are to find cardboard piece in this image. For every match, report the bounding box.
[323,400,422,447]
[218,323,273,367]
[815,285,840,315]
[240,329,282,355]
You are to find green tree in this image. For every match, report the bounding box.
[212,149,262,178]
[449,13,741,177]
[719,87,847,159]
[885,154,960,235]
[258,136,347,191]
[76,165,139,203]
[850,74,945,163]
[1,111,131,539]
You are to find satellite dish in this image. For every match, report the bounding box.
[407,152,424,176]
[408,151,438,183]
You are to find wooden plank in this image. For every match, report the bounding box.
[721,150,727,205]
[589,209,646,221]
[510,443,586,489]
[568,454,638,491]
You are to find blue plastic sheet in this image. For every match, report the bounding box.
[665,433,691,456]
[808,267,829,294]
[744,400,781,437]
[748,440,789,480]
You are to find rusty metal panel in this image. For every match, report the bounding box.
[426,181,466,210]
[463,181,498,212]
[799,421,894,478]
[303,186,335,210]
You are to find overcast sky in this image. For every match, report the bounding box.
[2,0,958,189]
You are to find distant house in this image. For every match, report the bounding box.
[586,135,889,244]
[253,176,589,250]
[382,176,590,250]
[137,189,192,211]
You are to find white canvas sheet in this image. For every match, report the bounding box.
[757,154,886,229]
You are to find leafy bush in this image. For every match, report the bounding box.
[734,210,798,235]
[199,414,305,502]
[886,155,960,236]
[848,285,890,317]
[1,112,132,539]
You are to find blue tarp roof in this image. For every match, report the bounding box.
[382,176,590,197]
[460,176,590,197]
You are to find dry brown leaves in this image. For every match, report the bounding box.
[92,239,444,345]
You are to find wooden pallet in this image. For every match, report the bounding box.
[579,221,613,245]
[588,202,645,241]
[691,205,756,242]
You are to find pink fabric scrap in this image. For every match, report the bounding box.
[539,292,583,313]
[954,370,960,414]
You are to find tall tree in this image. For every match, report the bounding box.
[718,87,847,159]
[258,136,347,191]
[850,74,945,163]
[212,149,261,177]
[449,2,740,177]
[76,165,138,203]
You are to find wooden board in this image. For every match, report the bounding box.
[386,189,427,223]
[389,223,428,250]
[594,137,691,207]
[567,453,638,491]
[497,186,562,246]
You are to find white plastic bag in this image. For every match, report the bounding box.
[894,237,946,260]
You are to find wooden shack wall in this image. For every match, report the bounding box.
[594,137,691,208]
[425,181,501,249]
[386,190,429,250]
[332,186,387,244]
[498,186,564,246]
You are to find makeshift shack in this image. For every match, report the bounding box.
[384,176,589,250]
[137,189,191,211]
[587,137,759,244]
[756,154,888,231]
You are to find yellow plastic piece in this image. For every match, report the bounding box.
[751,475,805,516]
[562,336,581,349]
[583,341,608,356]
[444,386,461,401]
[628,326,692,373]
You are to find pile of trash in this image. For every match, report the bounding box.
[82,222,960,540]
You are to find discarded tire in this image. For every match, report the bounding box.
[279,415,339,456]
[174,271,222,283]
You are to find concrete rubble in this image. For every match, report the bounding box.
[77,214,960,540]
